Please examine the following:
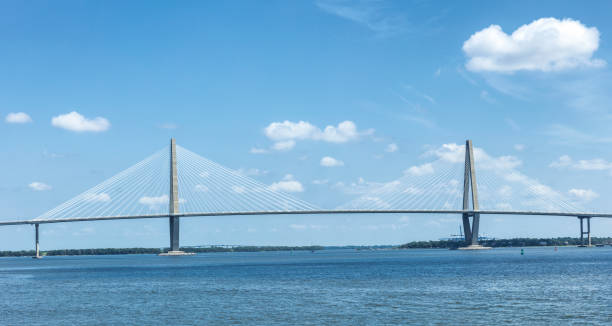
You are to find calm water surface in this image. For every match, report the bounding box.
[1,247,611,325]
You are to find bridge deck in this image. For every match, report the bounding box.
[1,209,611,226]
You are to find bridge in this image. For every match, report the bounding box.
[1,139,608,256]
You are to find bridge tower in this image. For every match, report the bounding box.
[460,140,489,250]
[160,138,193,256]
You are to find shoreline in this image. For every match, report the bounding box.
[1,237,611,257]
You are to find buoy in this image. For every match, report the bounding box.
[520,248,524,255]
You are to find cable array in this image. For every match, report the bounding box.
[339,160,465,210]
[34,144,319,221]
[35,147,171,220]
[33,141,591,221]
[339,150,587,214]
[475,161,585,213]
[176,145,318,213]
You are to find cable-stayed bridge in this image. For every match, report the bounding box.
[1,139,609,256]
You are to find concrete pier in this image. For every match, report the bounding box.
[33,223,42,259]
[578,216,592,247]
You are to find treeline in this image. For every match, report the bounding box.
[0,246,324,257]
[182,245,323,253]
[398,237,612,249]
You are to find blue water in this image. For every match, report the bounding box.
[1,247,611,325]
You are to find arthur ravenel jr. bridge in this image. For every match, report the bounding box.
[1,139,608,256]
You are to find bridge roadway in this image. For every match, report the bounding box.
[1,209,612,226]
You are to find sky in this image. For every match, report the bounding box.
[2,0,612,250]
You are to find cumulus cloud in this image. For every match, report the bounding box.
[159,123,177,130]
[312,179,329,185]
[138,195,168,208]
[264,120,372,150]
[332,177,391,196]
[84,193,111,202]
[250,147,269,154]
[550,155,612,173]
[320,156,344,167]
[549,155,573,168]
[269,174,304,193]
[51,111,110,132]
[463,18,605,73]
[404,163,434,176]
[271,140,296,151]
[5,112,32,123]
[568,188,599,201]
[237,168,268,176]
[425,143,522,171]
[386,143,399,153]
[29,182,51,191]
[232,185,247,194]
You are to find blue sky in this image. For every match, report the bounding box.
[2,0,612,250]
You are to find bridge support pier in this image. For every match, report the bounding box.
[578,216,592,247]
[33,223,42,259]
[169,216,180,251]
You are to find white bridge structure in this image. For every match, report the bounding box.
[1,139,608,256]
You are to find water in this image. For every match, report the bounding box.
[1,247,611,325]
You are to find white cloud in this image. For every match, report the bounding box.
[425,143,522,170]
[84,193,111,202]
[237,168,268,176]
[159,123,177,130]
[289,224,307,230]
[316,0,407,36]
[199,171,210,178]
[51,111,110,132]
[480,90,496,104]
[574,159,612,171]
[5,112,32,123]
[264,120,372,150]
[404,163,434,176]
[250,147,269,154]
[385,143,398,153]
[549,155,573,168]
[463,18,605,72]
[403,187,423,195]
[29,182,51,191]
[269,174,304,193]
[332,177,390,195]
[312,179,329,185]
[138,195,168,208]
[232,185,247,194]
[568,188,599,201]
[514,144,525,151]
[272,140,296,151]
[506,118,520,131]
[194,184,209,192]
[550,155,612,173]
[424,143,465,163]
[320,156,344,167]
[545,124,612,145]
[498,185,513,197]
